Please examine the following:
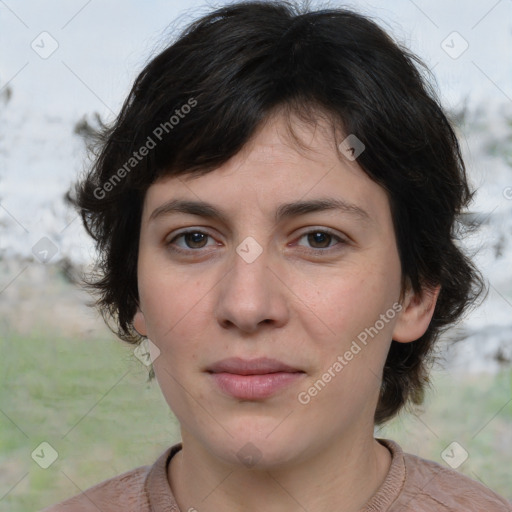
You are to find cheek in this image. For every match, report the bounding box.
[137,264,232,406]
[297,261,400,349]
[296,271,400,415]
[138,270,212,416]
[138,261,207,337]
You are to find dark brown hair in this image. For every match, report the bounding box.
[69,0,485,424]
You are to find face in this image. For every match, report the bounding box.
[134,112,429,469]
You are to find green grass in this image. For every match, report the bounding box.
[377,367,512,498]
[0,327,180,511]
[1,328,511,511]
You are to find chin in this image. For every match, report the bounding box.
[218,439,302,471]
[198,417,311,470]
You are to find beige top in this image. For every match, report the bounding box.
[40,439,511,511]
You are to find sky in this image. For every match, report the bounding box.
[1,0,511,116]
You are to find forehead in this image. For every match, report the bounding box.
[142,112,391,226]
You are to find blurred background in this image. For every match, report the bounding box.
[1,0,511,509]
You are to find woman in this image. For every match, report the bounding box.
[42,1,511,510]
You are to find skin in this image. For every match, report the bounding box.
[133,110,439,512]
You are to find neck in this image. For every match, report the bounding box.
[168,427,392,512]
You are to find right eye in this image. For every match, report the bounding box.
[166,229,219,253]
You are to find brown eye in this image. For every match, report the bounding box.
[307,232,333,249]
[296,229,346,253]
[182,232,209,248]
[167,230,215,253]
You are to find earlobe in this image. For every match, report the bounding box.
[392,284,441,343]
[133,307,148,337]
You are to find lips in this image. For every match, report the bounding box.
[206,357,305,400]
[206,357,303,375]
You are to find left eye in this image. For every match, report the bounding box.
[295,230,345,251]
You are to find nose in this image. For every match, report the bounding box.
[214,241,289,334]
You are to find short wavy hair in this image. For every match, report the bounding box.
[69,0,485,424]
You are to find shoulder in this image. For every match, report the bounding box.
[391,441,511,511]
[38,461,153,512]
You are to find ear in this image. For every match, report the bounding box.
[133,306,148,337]
[392,283,441,343]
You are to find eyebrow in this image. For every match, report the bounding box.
[149,198,371,224]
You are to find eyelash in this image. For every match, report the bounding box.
[166,228,348,256]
